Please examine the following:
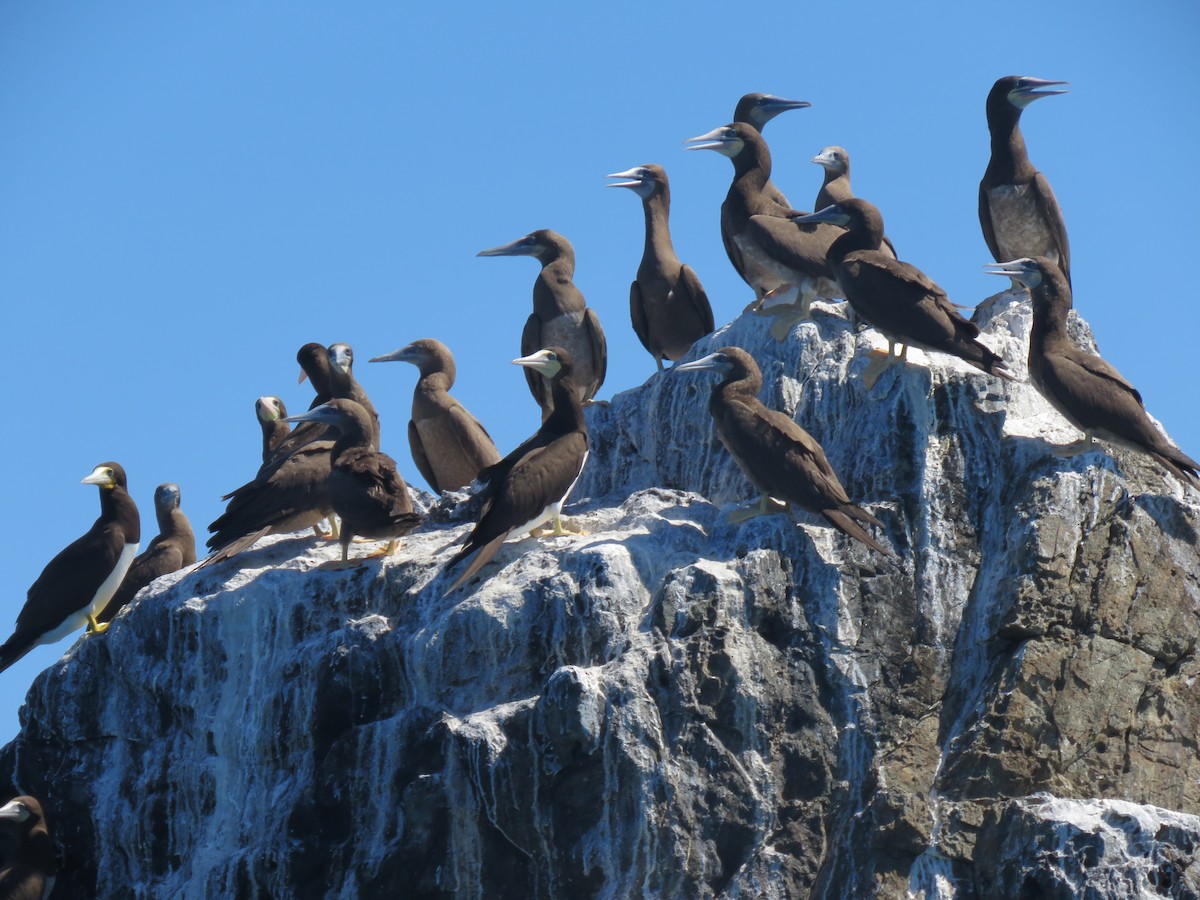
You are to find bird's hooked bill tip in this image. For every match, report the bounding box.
[368,347,416,363]
[674,352,726,372]
[983,259,1032,276]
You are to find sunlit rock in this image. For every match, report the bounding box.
[3,293,1197,898]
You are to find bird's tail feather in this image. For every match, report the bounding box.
[0,632,36,675]
[443,533,507,596]
[823,508,892,556]
[198,527,271,568]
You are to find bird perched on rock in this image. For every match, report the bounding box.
[0,463,140,674]
[98,483,196,624]
[980,75,1071,286]
[286,399,422,565]
[369,338,500,493]
[327,342,380,449]
[607,164,714,370]
[732,92,812,214]
[254,396,291,463]
[256,342,338,473]
[986,256,1198,487]
[477,230,606,417]
[208,341,380,563]
[811,146,897,259]
[676,347,891,554]
[0,795,55,899]
[443,348,589,594]
[791,199,1012,387]
[204,438,334,568]
[686,121,841,335]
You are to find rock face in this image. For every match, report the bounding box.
[2,294,1198,898]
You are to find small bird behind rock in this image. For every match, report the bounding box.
[0,795,55,899]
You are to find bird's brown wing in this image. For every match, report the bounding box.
[520,312,549,409]
[1032,172,1071,285]
[978,181,1003,264]
[408,419,441,494]
[676,264,715,335]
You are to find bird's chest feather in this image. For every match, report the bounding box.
[988,183,1058,261]
[540,310,587,348]
[732,234,794,292]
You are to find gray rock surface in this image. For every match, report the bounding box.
[3,293,1198,898]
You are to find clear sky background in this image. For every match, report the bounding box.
[0,2,1196,744]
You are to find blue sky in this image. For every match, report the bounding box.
[1,2,1197,743]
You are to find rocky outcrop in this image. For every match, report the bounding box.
[3,292,1198,898]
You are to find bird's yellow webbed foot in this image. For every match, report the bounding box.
[728,494,789,523]
[551,516,587,536]
[862,341,904,388]
[1052,432,1096,458]
[363,540,399,558]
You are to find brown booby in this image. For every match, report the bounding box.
[255,396,290,463]
[675,347,891,553]
[256,342,337,473]
[0,463,140,673]
[606,164,715,369]
[477,231,607,416]
[986,257,1198,486]
[285,399,422,565]
[443,348,589,594]
[327,343,380,449]
[732,92,812,213]
[368,339,501,493]
[980,76,1071,286]
[98,483,196,624]
[204,438,334,567]
[791,199,1013,387]
[811,146,897,260]
[685,122,841,335]
[0,795,55,899]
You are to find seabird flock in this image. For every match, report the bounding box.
[1,79,1197,887]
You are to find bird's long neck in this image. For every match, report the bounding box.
[164,507,193,541]
[988,111,1034,183]
[304,365,334,407]
[534,256,583,316]
[101,487,141,543]
[1029,288,1073,352]
[827,218,881,267]
[731,134,771,196]
[641,190,678,269]
[714,370,761,408]
[330,419,372,464]
[816,171,849,209]
[263,420,289,458]
[155,503,175,534]
[417,370,453,398]
[545,376,586,435]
